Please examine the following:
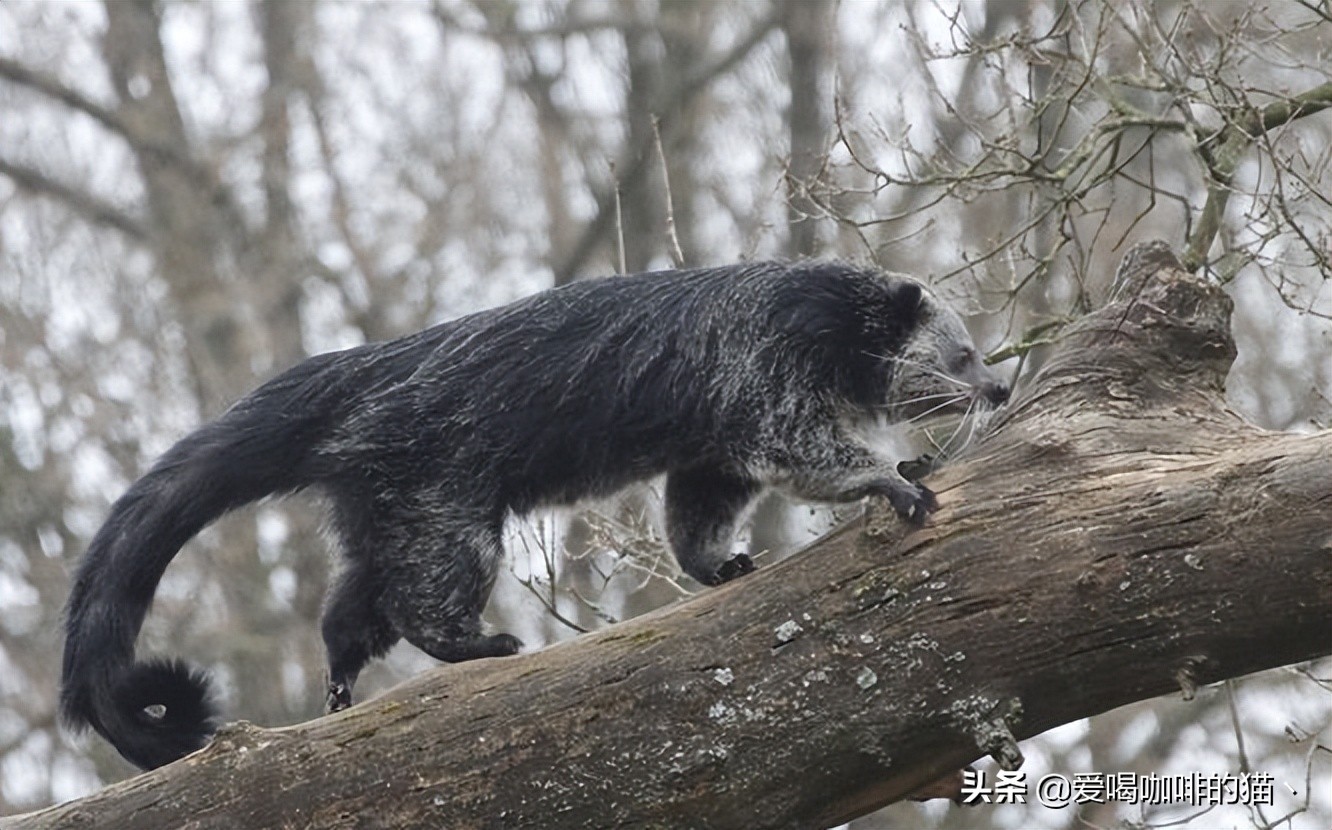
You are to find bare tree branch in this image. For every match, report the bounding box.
[1184,81,1332,271]
[652,116,685,268]
[0,53,233,205]
[0,55,130,139]
[553,11,781,283]
[0,156,147,240]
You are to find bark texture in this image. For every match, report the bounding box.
[11,248,1332,829]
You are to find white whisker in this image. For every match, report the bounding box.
[939,396,977,456]
[905,393,970,424]
[965,407,983,446]
[960,403,982,451]
[867,351,969,388]
[875,391,967,408]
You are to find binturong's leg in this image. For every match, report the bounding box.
[378,517,523,666]
[664,465,763,585]
[321,555,401,713]
[778,441,939,525]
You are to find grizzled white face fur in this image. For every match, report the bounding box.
[882,282,1009,423]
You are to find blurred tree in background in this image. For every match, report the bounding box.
[0,1,1329,826]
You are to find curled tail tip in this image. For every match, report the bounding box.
[115,659,219,769]
[68,658,220,770]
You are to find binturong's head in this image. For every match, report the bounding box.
[879,278,1010,423]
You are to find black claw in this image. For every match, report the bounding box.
[326,682,352,713]
[714,553,756,584]
[888,483,938,526]
[897,454,939,482]
[920,484,939,512]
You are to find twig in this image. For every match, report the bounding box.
[553,10,780,283]
[610,161,626,274]
[652,116,685,268]
[1184,81,1332,272]
[1226,679,1274,829]
[982,318,1073,364]
[0,156,148,240]
[0,55,130,139]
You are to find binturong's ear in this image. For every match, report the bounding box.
[891,280,923,312]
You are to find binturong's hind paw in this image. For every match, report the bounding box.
[712,553,756,585]
[485,633,524,657]
[884,480,939,525]
[327,681,353,713]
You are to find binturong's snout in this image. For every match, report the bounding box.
[978,378,1010,407]
[957,355,1010,409]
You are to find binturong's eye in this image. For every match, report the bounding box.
[948,347,976,373]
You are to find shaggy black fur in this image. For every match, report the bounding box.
[61,260,1008,769]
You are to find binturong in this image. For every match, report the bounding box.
[61,261,1009,769]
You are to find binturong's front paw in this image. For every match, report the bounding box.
[878,479,939,525]
[711,553,756,585]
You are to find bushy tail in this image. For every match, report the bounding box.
[60,354,343,769]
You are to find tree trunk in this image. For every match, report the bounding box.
[783,0,832,259]
[11,246,1332,829]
